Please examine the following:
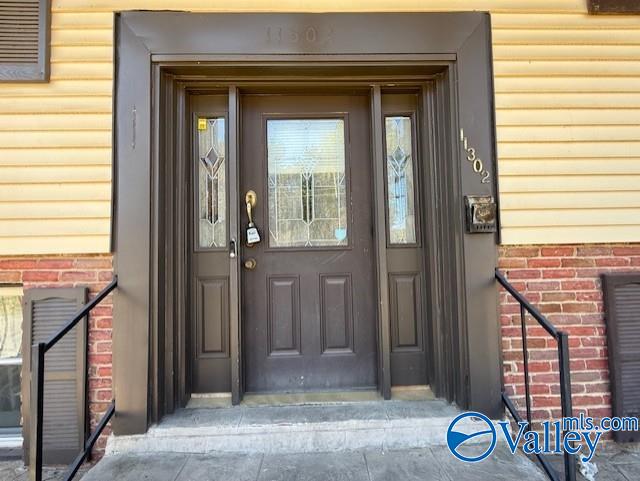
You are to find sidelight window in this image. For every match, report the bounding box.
[384,116,417,244]
[197,117,226,249]
[267,119,348,248]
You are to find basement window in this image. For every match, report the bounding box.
[0,286,23,437]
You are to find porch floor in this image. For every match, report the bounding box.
[82,445,547,481]
[106,398,476,455]
[96,397,548,480]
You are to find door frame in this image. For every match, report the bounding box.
[113,12,501,436]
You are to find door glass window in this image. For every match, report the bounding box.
[385,116,417,244]
[0,286,22,430]
[197,117,226,249]
[267,119,348,248]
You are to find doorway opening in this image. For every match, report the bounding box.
[184,83,434,402]
[155,70,451,411]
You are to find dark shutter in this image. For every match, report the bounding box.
[0,0,50,81]
[588,0,640,14]
[22,287,87,464]
[602,273,640,442]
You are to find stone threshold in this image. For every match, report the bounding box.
[107,399,488,455]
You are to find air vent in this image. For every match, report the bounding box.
[602,273,640,442]
[0,0,49,81]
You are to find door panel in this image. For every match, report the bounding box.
[197,278,228,356]
[389,273,423,350]
[190,94,231,393]
[320,274,353,353]
[268,275,301,355]
[241,94,377,393]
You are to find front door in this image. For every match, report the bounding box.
[240,94,378,393]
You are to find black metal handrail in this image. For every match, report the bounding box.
[496,269,576,481]
[29,276,118,481]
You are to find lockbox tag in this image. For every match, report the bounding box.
[247,227,261,244]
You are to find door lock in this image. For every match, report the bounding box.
[244,258,257,270]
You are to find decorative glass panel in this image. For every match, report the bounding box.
[385,116,416,244]
[197,118,226,248]
[0,287,22,429]
[267,119,347,248]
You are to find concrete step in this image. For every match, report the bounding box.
[107,399,487,455]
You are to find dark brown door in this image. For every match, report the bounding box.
[190,94,231,393]
[241,94,377,392]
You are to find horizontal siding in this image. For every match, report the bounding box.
[0,166,111,183]
[500,192,640,210]
[491,6,640,245]
[0,201,110,218]
[0,2,639,254]
[0,236,110,255]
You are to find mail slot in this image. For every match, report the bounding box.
[464,195,497,234]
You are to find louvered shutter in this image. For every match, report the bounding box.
[0,0,50,81]
[588,0,640,14]
[602,273,640,443]
[22,287,87,464]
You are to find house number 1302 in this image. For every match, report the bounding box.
[460,129,491,184]
[266,26,332,45]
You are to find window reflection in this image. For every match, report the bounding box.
[267,119,347,247]
[197,118,226,248]
[385,116,416,244]
[0,287,22,429]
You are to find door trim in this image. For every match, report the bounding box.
[228,86,242,404]
[113,12,501,435]
[371,86,392,398]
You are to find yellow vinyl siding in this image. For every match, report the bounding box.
[0,1,639,254]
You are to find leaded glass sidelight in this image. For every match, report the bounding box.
[197,117,226,248]
[267,119,348,248]
[385,116,417,244]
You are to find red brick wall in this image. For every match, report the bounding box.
[499,244,640,427]
[0,254,114,453]
[2,245,639,453]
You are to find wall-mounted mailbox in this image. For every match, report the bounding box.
[464,195,497,234]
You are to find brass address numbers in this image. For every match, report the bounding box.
[460,129,491,184]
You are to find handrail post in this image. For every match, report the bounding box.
[558,331,577,481]
[520,304,533,431]
[29,342,45,481]
[498,269,576,481]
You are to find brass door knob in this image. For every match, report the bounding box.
[244,258,257,270]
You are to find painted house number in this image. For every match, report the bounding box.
[460,129,491,184]
[266,26,333,45]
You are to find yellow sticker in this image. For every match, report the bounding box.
[197,118,207,131]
